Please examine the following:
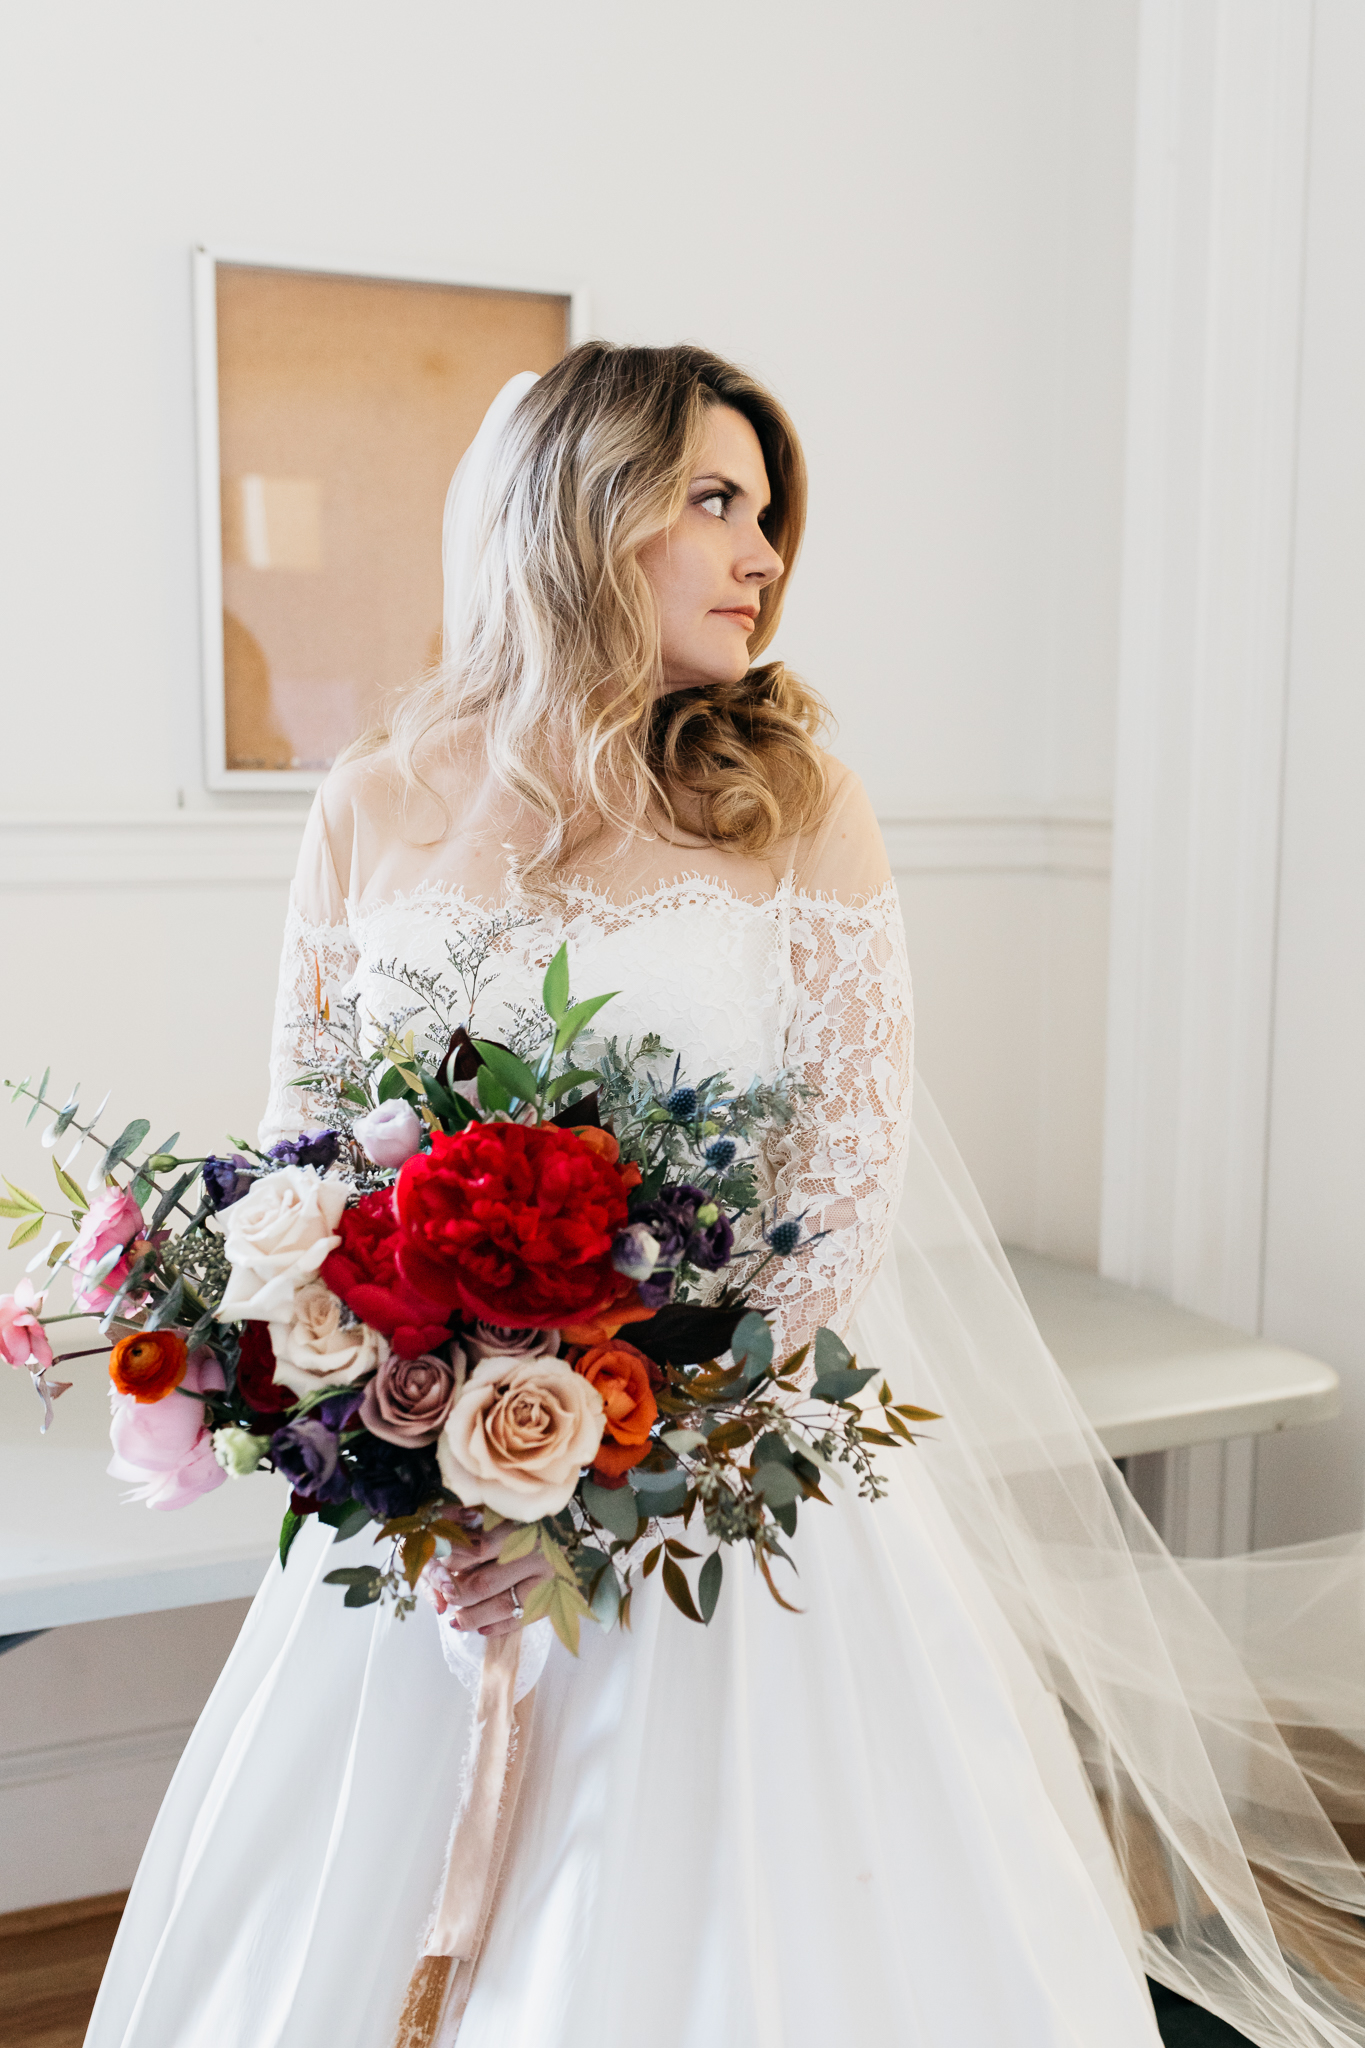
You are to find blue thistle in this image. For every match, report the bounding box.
[703,1135,736,1169]
[664,1085,699,1121]
[765,1216,804,1257]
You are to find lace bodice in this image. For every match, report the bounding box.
[259,762,914,1351]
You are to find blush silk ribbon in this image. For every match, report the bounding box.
[391,1629,533,2048]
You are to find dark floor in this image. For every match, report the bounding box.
[1151,1979,1256,2046]
[0,1904,1259,2048]
[0,1898,124,2048]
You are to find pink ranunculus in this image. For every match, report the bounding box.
[0,1279,54,1369]
[107,1347,228,1510]
[70,1186,146,1313]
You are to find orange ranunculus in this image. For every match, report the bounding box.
[109,1329,190,1404]
[574,1339,658,1481]
[573,1124,642,1190]
[559,1277,656,1347]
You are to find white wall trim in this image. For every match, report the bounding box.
[0,1721,192,1791]
[0,809,1111,891]
[1101,0,1315,1551]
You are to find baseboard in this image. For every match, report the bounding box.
[0,1890,128,1939]
[0,1723,195,1791]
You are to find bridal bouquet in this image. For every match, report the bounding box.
[3,939,931,1651]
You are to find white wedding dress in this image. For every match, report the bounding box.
[86,373,1365,2048]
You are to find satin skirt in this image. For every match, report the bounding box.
[84,1250,1161,2048]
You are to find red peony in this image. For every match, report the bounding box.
[394,1122,631,1330]
[235,1319,296,1422]
[321,1189,452,1360]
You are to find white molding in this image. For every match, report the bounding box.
[881,812,1111,877]
[0,814,309,889]
[0,1721,193,1791]
[1102,0,1314,1330]
[0,809,1111,892]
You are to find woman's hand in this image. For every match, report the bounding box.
[426,1525,555,1639]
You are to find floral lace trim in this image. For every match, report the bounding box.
[348,871,903,931]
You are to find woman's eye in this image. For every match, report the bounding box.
[697,492,728,518]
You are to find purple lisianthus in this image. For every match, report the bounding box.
[202,1153,256,1212]
[631,1184,734,1273]
[270,1415,350,1503]
[268,1130,342,1172]
[348,1435,441,1520]
[611,1222,661,1283]
[638,1269,677,1310]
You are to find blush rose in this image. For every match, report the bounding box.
[437,1354,605,1520]
[358,1346,466,1447]
[69,1187,145,1313]
[267,1279,387,1397]
[217,1166,347,1321]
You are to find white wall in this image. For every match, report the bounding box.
[0,0,1139,1907]
[1256,0,1365,1547]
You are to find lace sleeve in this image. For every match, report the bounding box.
[748,883,915,1353]
[257,794,360,1148]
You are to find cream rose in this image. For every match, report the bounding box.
[217,1166,348,1321]
[437,1354,605,1521]
[267,1280,387,1397]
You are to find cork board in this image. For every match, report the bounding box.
[203,261,571,782]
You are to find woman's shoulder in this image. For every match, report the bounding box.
[777,751,890,901]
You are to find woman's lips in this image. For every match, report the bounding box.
[711,608,757,627]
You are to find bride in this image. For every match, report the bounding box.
[88,345,1365,2048]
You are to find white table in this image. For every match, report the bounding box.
[0,1255,1340,1635]
[1005,1247,1340,1458]
[0,1361,289,1635]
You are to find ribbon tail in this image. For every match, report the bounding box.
[391,1630,535,2048]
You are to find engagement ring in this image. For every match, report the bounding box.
[510,1590,524,1620]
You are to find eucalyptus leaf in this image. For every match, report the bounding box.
[145,1275,187,1332]
[753,1461,803,1508]
[661,1428,708,1454]
[698,1548,723,1623]
[812,1327,852,1376]
[149,1169,198,1234]
[99,1118,151,1179]
[810,1366,878,1404]
[26,1068,51,1125]
[589,1559,622,1629]
[328,1503,374,1543]
[344,1577,384,1607]
[731,1311,773,1379]
[582,1477,642,1543]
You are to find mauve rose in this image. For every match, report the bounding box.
[217,1166,347,1321]
[351,1100,425,1169]
[462,1323,561,1365]
[437,1354,605,1521]
[70,1186,145,1313]
[108,1348,227,1510]
[359,1346,465,1447]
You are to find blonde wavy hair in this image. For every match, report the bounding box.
[354,341,831,891]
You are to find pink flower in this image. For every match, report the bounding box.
[70,1187,145,1313]
[107,1348,228,1510]
[0,1280,53,1369]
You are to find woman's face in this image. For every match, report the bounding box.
[639,404,785,690]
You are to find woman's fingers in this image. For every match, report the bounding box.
[441,1548,555,1631]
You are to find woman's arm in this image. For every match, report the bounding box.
[749,768,915,1351]
[257,790,361,1149]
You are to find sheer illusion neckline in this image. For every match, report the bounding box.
[347,870,903,926]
